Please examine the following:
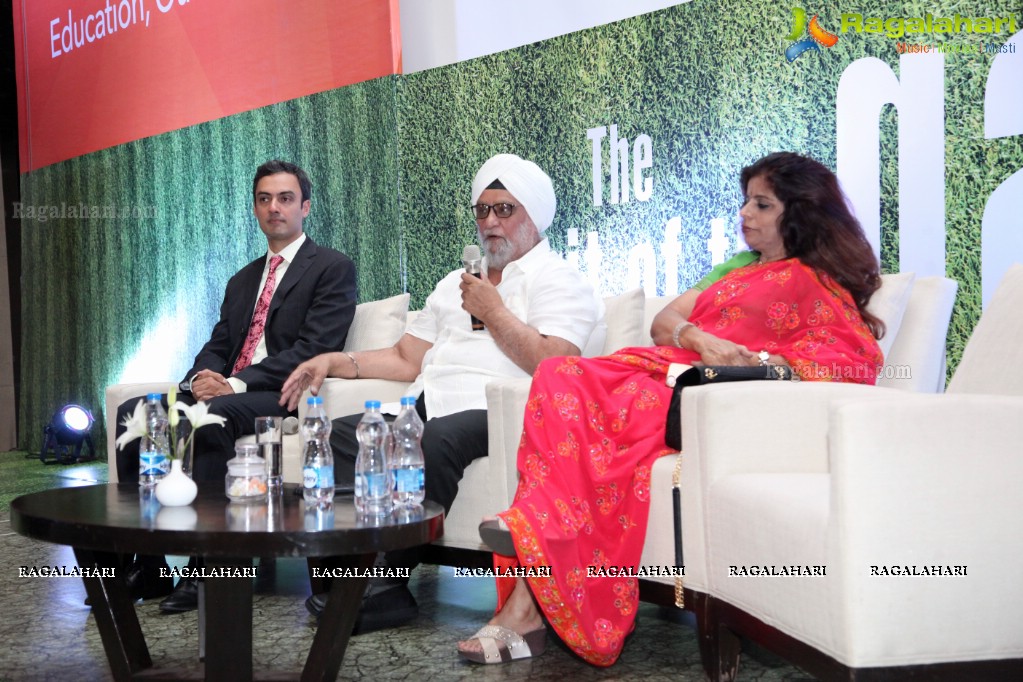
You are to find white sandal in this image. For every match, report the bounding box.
[458,624,547,664]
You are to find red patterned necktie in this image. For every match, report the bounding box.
[232,255,284,375]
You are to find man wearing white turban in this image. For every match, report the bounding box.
[280,153,605,634]
[470,153,557,233]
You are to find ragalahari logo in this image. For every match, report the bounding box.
[785,8,840,62]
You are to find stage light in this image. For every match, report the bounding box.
[40,404,96,464]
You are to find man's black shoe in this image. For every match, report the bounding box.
[305,592,327,617]
[305,582,418,634]
[159,577,200,613]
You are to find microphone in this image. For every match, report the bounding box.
[462,245,485,331]
[282,416,300,435]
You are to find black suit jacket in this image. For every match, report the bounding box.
[184,236,357,392]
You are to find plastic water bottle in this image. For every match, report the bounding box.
[391,396,425,507]
[302,396,335,503]
[354,400,392,517]
[139,393,170,487]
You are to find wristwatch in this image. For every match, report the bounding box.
[757,350,771,366]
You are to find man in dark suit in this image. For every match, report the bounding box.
[114,159,357,610]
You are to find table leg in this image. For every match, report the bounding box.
[301,552,376,681]
[74,547,152,681]
[203,557,253,681]
[198,581,206,661]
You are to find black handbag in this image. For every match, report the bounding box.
[664,364,796,450]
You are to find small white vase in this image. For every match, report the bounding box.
[155,459,198,506]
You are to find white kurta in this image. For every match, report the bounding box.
[406,239,605,419]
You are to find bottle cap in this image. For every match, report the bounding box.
[307,396,323,406]
[364,400,381,409]
[400,396,416,406]
[146,392,161,400]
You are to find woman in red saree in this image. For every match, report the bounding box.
[458,152,886,665]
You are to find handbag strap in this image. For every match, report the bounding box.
[671,451,684,609]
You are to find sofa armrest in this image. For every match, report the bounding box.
[827,393,1023,657]
[830,392,1023,559]
[677,380,896,594]
[485,377,532,504]
[681,381,895,479]
[105,382,178,482]
[304,378,413,421]
[285,378,410,484]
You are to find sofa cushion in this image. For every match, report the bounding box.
[600,287,646,355]
[880,276,957,392]
[948,263,1023,395]
[343,293,410,352]
[866,272,915,359]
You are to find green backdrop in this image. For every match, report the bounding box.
[18,0,1023,452]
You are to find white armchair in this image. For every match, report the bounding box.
[684,265,1023,679]
[309,287,667,552]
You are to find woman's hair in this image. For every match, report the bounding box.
[740,152,885,339]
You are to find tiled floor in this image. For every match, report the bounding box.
[0,452,812,681]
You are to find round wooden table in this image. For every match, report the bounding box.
[11,483,444,681]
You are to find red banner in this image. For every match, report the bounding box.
[13,0,402,172]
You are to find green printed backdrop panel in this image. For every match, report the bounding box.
[396,0,1021,378]
[19,0,1023,451]
[20,77,401,451]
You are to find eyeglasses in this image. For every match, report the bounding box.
[470,202,518,220]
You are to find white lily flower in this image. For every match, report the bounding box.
[166,400,227,463]
[173,401,227,430]
[115,399,148,450]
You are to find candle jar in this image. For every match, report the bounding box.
[225,444,269,502]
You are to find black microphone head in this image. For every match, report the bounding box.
[463,245,481,262]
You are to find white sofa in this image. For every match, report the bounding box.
[304,289,665,553]
[681,266,1023,679]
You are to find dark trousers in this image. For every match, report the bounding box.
[115,391,292,483]
[330,407,489,571]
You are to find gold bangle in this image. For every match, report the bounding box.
[672,320,692,349]
[344,352,360,379]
